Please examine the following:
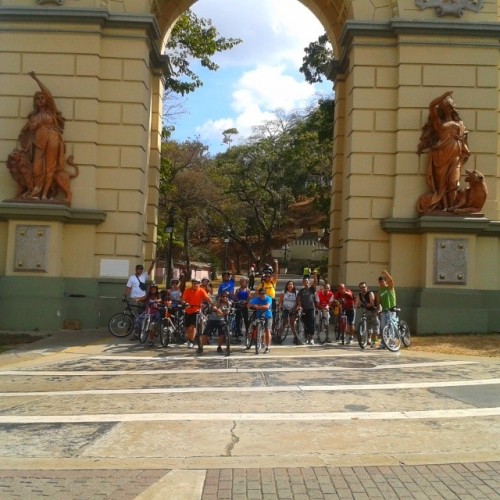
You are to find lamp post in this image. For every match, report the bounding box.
[164,208,175,286]
[223,228,230,271]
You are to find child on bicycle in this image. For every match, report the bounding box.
[137,284,162,346]
[197,292,232,355]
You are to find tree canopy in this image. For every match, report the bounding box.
[299,34,334,84]
[159,98,334,270]
[165,10,242,96]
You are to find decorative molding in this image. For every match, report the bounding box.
[0,8,171,77]
[381,217,500,236]
[0,203,107,225]
[415,0,484,18]
[38,0,64,5]
[331,20,500,79]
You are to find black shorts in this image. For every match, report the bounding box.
[185,312,198,328]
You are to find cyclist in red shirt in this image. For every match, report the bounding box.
[333,283,356,345]
[315,282,334,343]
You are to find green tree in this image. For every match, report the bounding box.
[299,33,333,84]
[222,128,239,149]
[166,10,242,95]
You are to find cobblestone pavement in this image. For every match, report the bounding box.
[201,463,500,500]
[0,462,499,499]
[0,469,168,500]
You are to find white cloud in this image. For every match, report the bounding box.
[192,0,325,68]
[195,64,324,148]
[173,0,331,154]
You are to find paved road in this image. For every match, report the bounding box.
[0,328,498,499]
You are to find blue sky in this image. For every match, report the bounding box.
[166,0,333,155]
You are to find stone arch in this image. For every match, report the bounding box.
[152,0,358,58]
[0,1,499,334]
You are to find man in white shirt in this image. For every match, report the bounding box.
[125,260,155,301]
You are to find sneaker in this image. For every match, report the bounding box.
[346,337,352,345]
[264,347,270,354]
[309,339,315,345]
[217,346,223,354]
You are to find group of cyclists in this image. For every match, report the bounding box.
[123,258,397,353]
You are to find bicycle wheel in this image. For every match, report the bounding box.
[340,316,347,345]
[271,313,283,344]
[281,321,290,342]
[317,317,328,344]
[333,316,341,341]
[139,316,150,344]
[175,320,186,344]
[225,323,231,356]
[382,323,401,352]
[400,320,411,347]
[246,328,253,349]
[358,318,368,349]
[295,315,307,345]
[255,323,263,354]
[160,324,172,348]
[108,313,133,337]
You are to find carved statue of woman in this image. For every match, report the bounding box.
[18,71,66,200]
[416,91,470,214]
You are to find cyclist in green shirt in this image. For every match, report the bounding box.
[378,270,396,349]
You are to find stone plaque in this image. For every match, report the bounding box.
[415,0,484,17]
[14,225,50,272]
[433,238,467,285]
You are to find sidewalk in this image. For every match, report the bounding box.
[0,462,498,499]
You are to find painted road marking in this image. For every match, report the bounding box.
[0,360,477,377]
[0,378,498,397]
[0,407,498,424]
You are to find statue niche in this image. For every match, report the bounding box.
[5,72,78,206]
[416,91,487,216]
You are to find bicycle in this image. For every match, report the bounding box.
[108,298,143,337]
[246,313,266,354]
[315,308,331,344]
[162,303,187,345]
[194,301,210,350]
[294,307,307,345]
[357,305,369,349]
[382,308,411,352]
[224,305,237,356]
[332,302,348,345]
[271,307,284,344]
[138,303,163,346]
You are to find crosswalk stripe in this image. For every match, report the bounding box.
[0,378,497,397]
[0,360,476,377]
[0,407,498,424]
